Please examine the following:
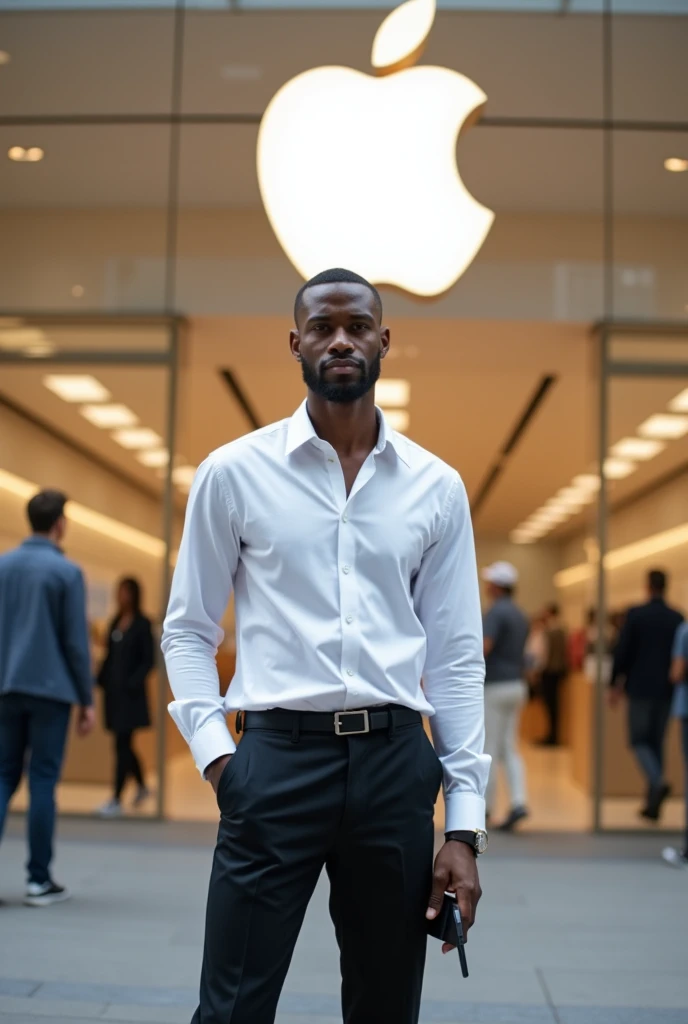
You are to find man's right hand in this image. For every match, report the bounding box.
[206,754,232,794]
[77,706,96,737]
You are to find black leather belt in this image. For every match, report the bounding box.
[237,705,421,737]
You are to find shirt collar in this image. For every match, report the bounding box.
[23,536,62,554]
[286,400,410,467]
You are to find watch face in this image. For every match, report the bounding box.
[475,829,489,855]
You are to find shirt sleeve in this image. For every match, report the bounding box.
[162,458,241,775]
[61,567,94,707]
[482,603,502,643]
[412,474,490,832]
[673,621,688,660]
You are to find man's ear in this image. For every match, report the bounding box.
[380,327,391,360]
[290,330,302,361]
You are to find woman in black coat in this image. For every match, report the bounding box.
[97,578,155,817]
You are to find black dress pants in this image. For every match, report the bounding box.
[193,717,443,1024]
[540,671,565,744]
[114,731,144,800]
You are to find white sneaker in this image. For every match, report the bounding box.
[132,786,152,808]
[661,847,688,869]
[98,798,123,819]
[25,881,71,907]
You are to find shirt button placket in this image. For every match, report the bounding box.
[339,502,358,700]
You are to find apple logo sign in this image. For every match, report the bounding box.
[257,0,494,299]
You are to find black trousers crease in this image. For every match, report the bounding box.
[193,720,443,1024]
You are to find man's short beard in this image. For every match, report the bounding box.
[301,351,381,404]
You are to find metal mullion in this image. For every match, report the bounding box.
[0,351,170,365]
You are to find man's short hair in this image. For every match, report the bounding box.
[648,569,667,594]
[27,489,67,534]
[294,268,383,326]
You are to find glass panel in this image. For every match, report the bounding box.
[0,346,175,818]
[0,8,175,116]
[610,334,688,365]
[611,131,688,324]
[611,4,688,123]
[0,125,171,312]
[0,321,172,356]
[181,6,602,120]
[599,359,688,831]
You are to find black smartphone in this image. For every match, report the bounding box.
[426,892,469,978]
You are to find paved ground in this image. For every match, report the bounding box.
[0,818,687,1024]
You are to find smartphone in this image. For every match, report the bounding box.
[426,892,469,978]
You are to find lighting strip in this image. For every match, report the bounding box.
[554,521,688,589]
[0,468,165,558]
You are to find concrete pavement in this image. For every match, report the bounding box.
[0,818,687,1024]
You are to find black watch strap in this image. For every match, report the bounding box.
[445,830,477,853]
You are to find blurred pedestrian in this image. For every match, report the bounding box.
[539,603,568,746]
[482,562,530,831]
[662,620,688,868]
[97,578,154,818]
[0,490,95,906]
[610,570,683,822]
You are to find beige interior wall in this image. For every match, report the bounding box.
[475,537,560,615]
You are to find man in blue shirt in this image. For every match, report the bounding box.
[662,621,688,869]
[0,490,95,906]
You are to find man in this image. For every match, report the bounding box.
[610,569,684,822]
[481,562,530,831]
[539,602,568,746]
[0,490,95,906]
[163,268,490,1024]
[662,620,688,868]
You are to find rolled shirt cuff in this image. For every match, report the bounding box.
[189,719,237,778]
[443,791,486,833]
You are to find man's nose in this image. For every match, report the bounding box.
[329,329,354,353]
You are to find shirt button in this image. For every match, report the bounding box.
[342,565,350,574]
[327,458,335,463]
[346,669,354,677]
[345,615,353,624]
[342,513,348,522]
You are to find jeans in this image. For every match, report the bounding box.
[681,718,688,854]
[628,697,672,792]
[0,693,71,884]
[484,681,528,814]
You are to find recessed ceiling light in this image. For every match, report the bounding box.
[376,379,411,407]
[382,409,410,432]
[610,437,665,461]
[24,342,56,358]
[573,474,600,492]
[664,157,688,173]
[44,374,111,403]
[71,285,85,298]
[137,449,170,468]
[668,388,688,414]
[0,51,11,66]
[173,465,197,490]
[638,413,688,440]
[81,404,139,429]
[557,486,594,506]
[604,457,636,480]
[112,428,164,450]
[8,146,44,163]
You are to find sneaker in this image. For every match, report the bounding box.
[24,881,70,907]
[662,847,688,870]
[98,798,123,819]
[132,786,151,808]
[497,806,530,832]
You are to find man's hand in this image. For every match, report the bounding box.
[206,754,232,794]
[76,706,96,737]
[426,841,482,954]
[608,686,623,710]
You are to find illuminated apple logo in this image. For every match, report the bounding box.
[257,0,494,299]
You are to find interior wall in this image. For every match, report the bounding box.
[475,537,560,615]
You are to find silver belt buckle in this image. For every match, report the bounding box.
[334,710,370,736]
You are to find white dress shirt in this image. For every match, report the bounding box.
[162,400,490,831]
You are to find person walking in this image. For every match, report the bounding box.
[539,602,568,746]
[610,569,684,821]
[162,268,490,1024]
[0,490,95,906]
[662,620,688,868]
[97,577,154,818]
[481,562,530,831]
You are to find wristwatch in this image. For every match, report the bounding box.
[445,829,489,856]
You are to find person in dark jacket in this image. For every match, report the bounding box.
[610,569,684,822]
[97,578,154,817]
[0,490,95,906]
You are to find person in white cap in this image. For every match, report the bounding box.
[481,562,530,831]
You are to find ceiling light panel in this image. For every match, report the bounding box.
[382,409,410,432]
[610,437,665,461]
[44,375,111,403]
[112,428,164,450]
[137,449,170,468]
[638,414,688,440]
[81,404,139,429]
[376,379,411,407]
[668,388,688,414]
[603,457,636,480]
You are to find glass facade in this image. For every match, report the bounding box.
[1,0,687,827]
